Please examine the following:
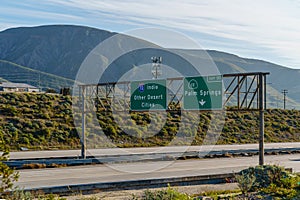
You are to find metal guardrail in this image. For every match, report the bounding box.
[6,147,300,169]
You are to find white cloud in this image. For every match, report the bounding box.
[1,0,300,68]
[1,6,82,21]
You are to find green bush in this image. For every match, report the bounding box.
[237,165,300,199]
[262,174,300,199]
[235,172,256,195]
[261,182,298,199]
[238,165,289,191]
[6,187,33,200]
[131,186,191,200]
[0,133,20,198]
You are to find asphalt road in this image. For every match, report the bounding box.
[16,153,300,190]
[10,142,300,159]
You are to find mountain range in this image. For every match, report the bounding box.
[0,25,299,109]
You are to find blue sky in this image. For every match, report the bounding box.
[1,0,300,69]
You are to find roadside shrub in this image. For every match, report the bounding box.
[132,186,191,200]
[7,187,33,200]
[238,165,289,191]
[0,133,20,198]
[237,165,300,199]
[261,183,297,199]
[235,172,256,195]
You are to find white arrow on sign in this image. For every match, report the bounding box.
[199,99,206,106]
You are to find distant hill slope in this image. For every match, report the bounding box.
[0,25,299,108]
[0,25,116,79]
[0,60,74,90]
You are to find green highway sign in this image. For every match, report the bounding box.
[130,79,167,111]
[183,75,223,110]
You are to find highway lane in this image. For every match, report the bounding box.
[16,153,300,190]
[9,142,300,160]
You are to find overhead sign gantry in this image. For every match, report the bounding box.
[78,72,269,166]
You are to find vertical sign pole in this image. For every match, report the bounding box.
[284,91,286,109]
[81,86,86,159]
[264,75,267,110]
[282,90,288,110]
[259,74,265,165]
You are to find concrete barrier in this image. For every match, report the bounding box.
[23,173,236,195]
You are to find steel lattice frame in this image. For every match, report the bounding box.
[78,72,269,165]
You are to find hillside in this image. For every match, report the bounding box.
[0,93,78,150]
[0,25,299,108]
[0,60,74,90]
[0,93,299,150]
[0,25,115,79]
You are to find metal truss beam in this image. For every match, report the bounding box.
[78,72,269,164]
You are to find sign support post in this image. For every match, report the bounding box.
[259,73,265,165]
[81,86,86,159]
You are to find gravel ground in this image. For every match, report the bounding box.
[65,183,239,200]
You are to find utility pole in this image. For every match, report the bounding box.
[38,73,41,92]
[151,56,162,79]
[282,89,288,110]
